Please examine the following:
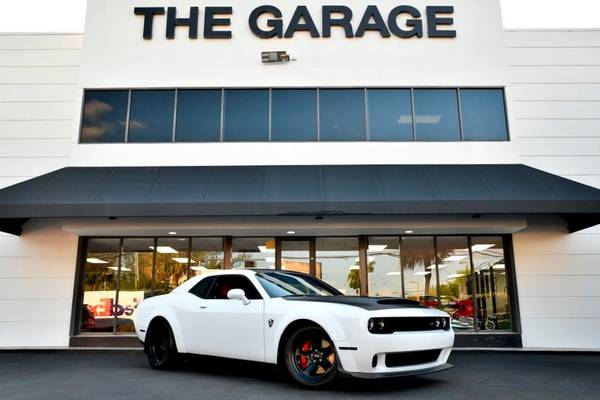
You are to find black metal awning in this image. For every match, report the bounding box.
[0,164,599,235]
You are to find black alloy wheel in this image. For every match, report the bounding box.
[284,326,337,388]
[145,319,179,370]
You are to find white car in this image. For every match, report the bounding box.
[134,269,454,387]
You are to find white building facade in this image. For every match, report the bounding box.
[0,0,599,350]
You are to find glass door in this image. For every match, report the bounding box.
[276,238,316,275]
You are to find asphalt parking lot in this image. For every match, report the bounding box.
[1,350,599,400]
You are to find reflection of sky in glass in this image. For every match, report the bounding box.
[461,89,508,141]
[272,89,318,142]
[176,90,222,142]
[81,90,128,143]
[414,89,460,141]
[224,90,269,142]
[368,237,401,297]
[367,89,413,141]
[319,89,366,141]
[128,90,175,143]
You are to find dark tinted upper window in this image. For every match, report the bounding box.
[319,89,366,141]
[367,89,413,141]
[128,90,175,142]
[206,275,262,300]
[175,90,222,142]
[271,89,318,141]
[460,89,508,141]
[414,89,461,141]
[223,90,269,142]
[81,90,128,143]
[189,276,217,299]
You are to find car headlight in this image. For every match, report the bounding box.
[368,318,386,333]
[431,317,450,330]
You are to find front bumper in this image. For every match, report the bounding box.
[339,362,454,379]
[334,329,454,376]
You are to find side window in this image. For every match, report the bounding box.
[189,276,216,299]
[207,275,262,300]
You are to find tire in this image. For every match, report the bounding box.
[283,325,337,388]
[145,319,179,370]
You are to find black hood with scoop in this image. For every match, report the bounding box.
[282,296,427,311]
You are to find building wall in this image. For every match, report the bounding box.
[0,34,81,347]
[0,34,80,190]
[0,220,78,348]
[70,0,519,168]
[0,21,600,348]
[507,30,600,350]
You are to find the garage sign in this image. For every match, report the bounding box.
[134,5,456,40]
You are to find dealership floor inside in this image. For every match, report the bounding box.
[1,351,599,399]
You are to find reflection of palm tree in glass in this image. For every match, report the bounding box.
[401,248,437,298]
[347,260,375,292]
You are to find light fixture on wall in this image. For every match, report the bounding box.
[261,51,296,63]
[404,230,415,234]
[286,231,296,235]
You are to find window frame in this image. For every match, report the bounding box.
[79,87,510,144]
[72,233,519,336]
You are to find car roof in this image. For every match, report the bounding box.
[171,268,312,293]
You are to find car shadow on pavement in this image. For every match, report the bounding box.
[177,354,447,393]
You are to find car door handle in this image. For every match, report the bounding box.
[198,306,207,310]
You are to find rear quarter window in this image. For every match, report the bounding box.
[189,276,216,299]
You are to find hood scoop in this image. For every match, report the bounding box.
[377,298,420,306]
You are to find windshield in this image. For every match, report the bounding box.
[256,271,342,298]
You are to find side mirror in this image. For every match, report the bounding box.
[227,288,250,305]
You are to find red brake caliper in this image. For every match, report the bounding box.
[299,340,312,370]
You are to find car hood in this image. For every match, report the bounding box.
[282,296,427,311]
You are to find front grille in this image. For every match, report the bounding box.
[385,349,442,368]
[369,317,450,334]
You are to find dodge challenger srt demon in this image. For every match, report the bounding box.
[135,269,454,387]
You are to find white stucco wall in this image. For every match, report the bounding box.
[0,220,78,348]
[507,29,600,350]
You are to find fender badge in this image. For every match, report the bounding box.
[268,319,274,328]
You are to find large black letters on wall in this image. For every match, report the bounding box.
[134,5,456,40]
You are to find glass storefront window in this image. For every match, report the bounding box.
[414,89,461,141]
[77,234,515,335]
[437,236,475,331]
[316,237,360,296]
[232,238,276,270]
[280,240,313,275]
[80,239,121,333]
[471,237,512,331]
[190,237,224,275]
[127,90,176,143]
[223,89,269,142]
[153,238,191,297]
[271,89,318,142]
[367,89,413,141]
[460,89,508,141]
[400,236,437,307]
[81,90,128,143]
[368,237,401,297]
[175,89,222,142]
[117,238,154,333]
[319,89,366,141]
